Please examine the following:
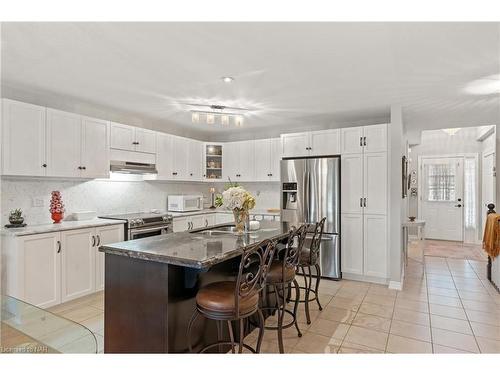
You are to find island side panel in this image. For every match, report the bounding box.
[104,253,169,353]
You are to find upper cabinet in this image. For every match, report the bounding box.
[2,100,109,179]
[281,129,340,158]
[204,144,223,181]
[156,134,202,181]
[2,99,47,176]
[187,139,203,180]
[340,124,387,154]
[110,122,156,154]
[223,140,255,182]
[254,138,281,181]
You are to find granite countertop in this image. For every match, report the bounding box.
[167,208,280,218]
[1,218,126,237]
[100,220,296,269]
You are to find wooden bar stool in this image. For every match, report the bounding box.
[187,239,276,353]
[261,224,307,353]
[297,217,326,324]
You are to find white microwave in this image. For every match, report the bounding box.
[168,195,204,212]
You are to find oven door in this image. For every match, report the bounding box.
[129,225,170,240]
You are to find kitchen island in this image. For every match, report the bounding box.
[100,221,295,353]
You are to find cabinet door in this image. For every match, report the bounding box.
[270,138,282,181]
[254,139,271,181]
[363,152,387,215]
[238,140,255,181]
[281,132,309,158]
[110,122,135,151]
[173,217,189,232]
[95,224,124,292]
[61,228,96,302]
[340,214,363,276]
[156,133,173,179]
[363,214,387,278]
[135,128,157,154]
[81,117,109,179]
[223,142,239,180]
[46,109,82,178]
[2,99,47,176]
[190,215,205,230]
[340,126,363,154]
[340,154,363,214]
[204,214,216,227]
[216,213,234,224]
[310,129,340,156]
[20,232,61,308]
[172,136,190,180]
[363,124,387,153]
[187,139,203,180]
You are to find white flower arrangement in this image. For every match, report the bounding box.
[215,184,256,212]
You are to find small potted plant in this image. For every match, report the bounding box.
[9,209,25,225]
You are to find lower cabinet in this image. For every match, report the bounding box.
[341,213,388,282]
[4,224,124,308]
[216,213,234,225]
[172,213,216,233]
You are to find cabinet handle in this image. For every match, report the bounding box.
[42,163,47,168]
[57,241,61,254]
[359,137,363,147]
[172,172,177,175]
[363,136,367,146]
[78,166,82,170]
[190,173,193,176]
[96,235,101,246]
[205,219,208,227]
[82,166,86,170]
[360,198,363,207]
[363,197,367,207]
[92,235,96,246]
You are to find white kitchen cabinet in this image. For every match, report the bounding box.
[135,128,157,154]
[363,152,388,215]
[363,215,388,278]
[190,215,205,230]
[364,124,387,153]
[156,133,174,179]
[223,140,255,181]
[81,116,110,179]
[172,217,190,233]
[216,213,234,225]
[340,126,363,154]
[60,228,96,302]
[95,224,124,291]
[340,154,363,214]
[205,214,216,227]
[2,99,47,177]
[281,132,309,158]
[341,214,363,276]
[310,129,340,156]
[110,122,136,151]
[254,138,281,181]
[173,214,217,232]
[223,142,239,180]
[187,139,203,180]
[172,136,190,180]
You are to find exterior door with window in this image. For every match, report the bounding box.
[421,157,464,241]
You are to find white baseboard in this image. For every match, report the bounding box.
[342,272,389,286]
[388,280,403,290]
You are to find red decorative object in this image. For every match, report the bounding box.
[49,191,65,224]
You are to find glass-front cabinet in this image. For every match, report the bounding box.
[204,143,223,181]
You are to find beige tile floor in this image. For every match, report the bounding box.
[45,240,500,354]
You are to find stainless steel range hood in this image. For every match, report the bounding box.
[109,149,158,175]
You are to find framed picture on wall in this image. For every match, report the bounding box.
[402,155,408,198]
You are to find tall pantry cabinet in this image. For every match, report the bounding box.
[340,124,389,282]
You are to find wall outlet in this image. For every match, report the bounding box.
[32,197,44,207]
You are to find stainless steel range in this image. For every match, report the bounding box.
[99,212,173,240]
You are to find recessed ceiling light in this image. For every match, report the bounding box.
[221,76,234,83]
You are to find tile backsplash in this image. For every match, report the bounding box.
[1,177,280,225]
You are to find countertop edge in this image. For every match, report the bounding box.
[1,219,127,237]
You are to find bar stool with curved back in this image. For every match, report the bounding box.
[261,224,308,353]
[187,238,276,353]
[298,217,326,324]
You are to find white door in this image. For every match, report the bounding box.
[270,138,281,181]
[281,132,310,158]
[61,228,96,302]
[20,232,61,308]
[156,133,173,179]
[81,117,109,179]
[237,140,255,181]
[135,128,157,154]
[110,122,135,151]
[421,157,464,241]
[2,99,47,176]
[341,154,363,214]
[254,139,272,181]
[223,142,239,181]
[46,109,82,178]
[341,214,363,275]
[187,139,203,180]
[172,136,190,180]
[363,214,388,278]
[204,214,216,227]
[173,217,190,232]
[95,225,124,291]
[482,151,496,229]
[340,126,363,154]
[363,124,388,153]
[364,152,388,215]
[310,129,340,156]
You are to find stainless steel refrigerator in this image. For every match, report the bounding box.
[280,156,341,279]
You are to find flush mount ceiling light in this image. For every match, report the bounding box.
[442,128,461,136]
[221,76,234,83]
[188,103,250,126]
[464,74,500,95]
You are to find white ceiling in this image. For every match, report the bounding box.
[1,22,499,141]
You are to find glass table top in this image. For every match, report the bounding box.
[1,295,97,354]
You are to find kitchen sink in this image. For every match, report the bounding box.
[194,225,244,235]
